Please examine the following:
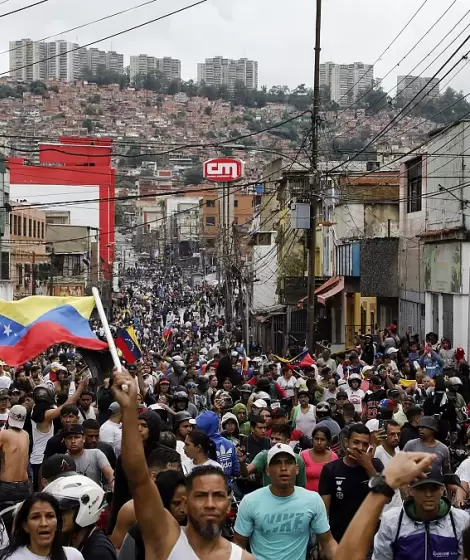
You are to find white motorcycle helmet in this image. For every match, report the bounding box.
[43,474,106,528]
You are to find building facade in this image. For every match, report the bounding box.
[9,39,123,82]
[396,75,440,103]
[197,57,259,91]
[129,54,181,84]
[9,204,48,298]
[399,120,470,347]
[320,61,374,106]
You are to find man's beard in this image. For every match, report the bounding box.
[188,515,221,540]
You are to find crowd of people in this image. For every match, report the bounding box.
[0,269,470,559]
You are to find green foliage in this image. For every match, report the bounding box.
[82,65,129,89]
[88,94,101,104]
[29,81,48,96]
[82,118,93,133]
[184,166,203,186]
[204,106,212,116]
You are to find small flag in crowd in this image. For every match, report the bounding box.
[115,326,142,364]
[162,323,173,342]
[0,296,107,366]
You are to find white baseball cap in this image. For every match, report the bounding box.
[8,405,27,429]
[253,399,268,409]
[267,443,296,465]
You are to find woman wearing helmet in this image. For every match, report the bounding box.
[448,376,467,424]
[44,474,116,560]
[346,374,365,414]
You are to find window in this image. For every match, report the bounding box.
[23,217,26,237]
[1,252,9,280]
[28,219,32,238]
[33,221,36,238]
[41,222,44,239]
[206,200,215,208]
[16,264,23,287]
[406,157,422,213]
[206,216,216,226]
[234,200,239,208]
[17,215,21,236]
[9,216,12,236]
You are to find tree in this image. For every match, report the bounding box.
[167,79,181,95]
[204,106,212,116]
[30,81,48,96]
[82,119,93,133]
[184,166,203,186]
[363,86,389,114]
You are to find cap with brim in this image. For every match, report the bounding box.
[337,391,348,399]
[42,454,77,482]
[109,402,121,414]
[267,443,296,465]
[370,375,382,385]
[8,405,27,429]
[419,416,439,432]
[253,399,268,408]
[410,465,444,488]
[386,347,399,355]
[0,389,9,398]
[61,424,84,437]
[159,378,170,384]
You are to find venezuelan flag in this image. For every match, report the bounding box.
[115,326,142,364]
[0,296,107,366]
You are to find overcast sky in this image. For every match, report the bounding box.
[0,0,469,95]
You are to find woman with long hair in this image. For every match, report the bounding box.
[182,429,222,475]
[300,426,338,492]
[0,493,83,560]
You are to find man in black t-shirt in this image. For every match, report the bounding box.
[318,423,384,543]
[362,375,387,421]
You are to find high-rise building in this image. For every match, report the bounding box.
[197,57,259,91]
[9,38,124,82]
[106,51,124,74]
[86,48,106,75]
[46,41,81,82]
[129,54,181,84]
[396,75,440,103]
[320,61,374,107]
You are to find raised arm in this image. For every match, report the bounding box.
[112,370,180,557]
[44,378,88,422]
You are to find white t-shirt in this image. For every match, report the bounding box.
[346,387,365,414]
[374,446,402,514]
[0,376,11,389]
[182,458,222,475]
[6,547,83,560]
[176,439,189,462]
[456,457,470,483]
[277,376,300,398]
[99,420,122,456]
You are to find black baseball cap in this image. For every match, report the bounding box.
[61,424,84,437]
[42,454,77,482]
[370,375,382,385]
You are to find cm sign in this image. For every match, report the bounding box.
[203,158,244,182]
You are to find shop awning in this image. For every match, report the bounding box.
[318,276,345,305]
[297,276,344,307]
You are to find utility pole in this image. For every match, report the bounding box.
[48,250,55,296]
[31,252,36,295]
[306,0,322,352]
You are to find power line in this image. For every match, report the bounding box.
[0,0,47,18]
[334,1,464,119]
[0,0,165,57]
[332,10,470,140]
[2,0,209,79]
[332,0,431,108]
[328,35,470,174]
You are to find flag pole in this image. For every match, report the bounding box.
[92,287,122,373]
